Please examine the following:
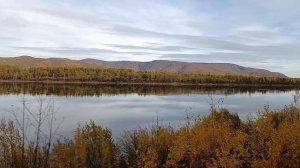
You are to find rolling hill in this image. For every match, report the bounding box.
[0,56,286,77]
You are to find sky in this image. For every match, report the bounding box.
[0,0,300,77]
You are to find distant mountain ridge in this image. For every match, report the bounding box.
[0,56,286,77]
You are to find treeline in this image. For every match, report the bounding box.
[0,65,300,85]
[0,82,298,97]
[1,100,300,167]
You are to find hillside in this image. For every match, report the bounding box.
[0,56,286,77]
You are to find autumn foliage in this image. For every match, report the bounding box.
[1,101,300,167]
[1,65,300,85]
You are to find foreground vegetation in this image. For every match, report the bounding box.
[1,98,300,168]
[1,65,300,85]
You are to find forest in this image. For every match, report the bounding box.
[1,65,300,85]
[1,96,300,168]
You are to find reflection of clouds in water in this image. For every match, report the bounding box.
[0,90,297,138]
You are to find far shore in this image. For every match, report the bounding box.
[0,80,299,87]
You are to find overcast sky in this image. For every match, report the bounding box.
[0,0,300,77]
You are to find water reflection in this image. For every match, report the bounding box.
[0,82,299,138]
[0,82,299,96]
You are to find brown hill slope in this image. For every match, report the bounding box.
[0,56,286,77]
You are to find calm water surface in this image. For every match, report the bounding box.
[0,83,299,138]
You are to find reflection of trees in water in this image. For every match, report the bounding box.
[0,82,299,96]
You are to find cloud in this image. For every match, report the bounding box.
[25,7,126,27]
[14,47,155,59]
[108,25,300,60]
[107,44,195,52]
[160,52,268,63]
[0,36,17,41]
[231,25,290,45]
